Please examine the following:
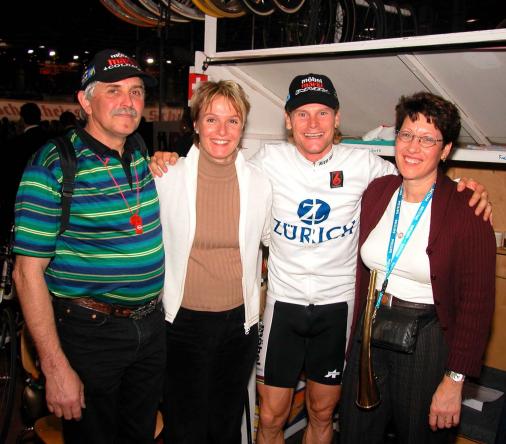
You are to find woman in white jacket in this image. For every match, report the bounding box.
[155,80,271,444]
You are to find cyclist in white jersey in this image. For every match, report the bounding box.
[251,74,490,444]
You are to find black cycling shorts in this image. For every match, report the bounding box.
[257,298,350,387]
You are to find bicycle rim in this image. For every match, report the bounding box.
[383,1,403,38]
[336,0,356,42]
[207,0,247,18]
[296,0,334,46]
[192,0,226,17]
[160,0,205,21]
[399,3,417,36]
[137,0,190,22]
[272,0,305,14]
[100,0,157,27]
[240,0,276,16]
[116,0,163,25]
[353,0,385,40]
[0,307,17,443]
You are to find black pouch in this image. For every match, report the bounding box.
[371,306,436,354]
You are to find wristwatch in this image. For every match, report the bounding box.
[445,370,466,382]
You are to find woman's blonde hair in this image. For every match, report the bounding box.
[190,80,251,143]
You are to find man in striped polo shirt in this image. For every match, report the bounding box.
[13,49,165,444]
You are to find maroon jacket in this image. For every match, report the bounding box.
[352,170,496,377]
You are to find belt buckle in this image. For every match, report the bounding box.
[380,292,393,308]
[129,300,156,320]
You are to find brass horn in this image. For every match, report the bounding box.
[356,269,381,409]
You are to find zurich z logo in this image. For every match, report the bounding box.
[273,198,356,244]
[297,199,330,225]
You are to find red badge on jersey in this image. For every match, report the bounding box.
[330,171,344,188]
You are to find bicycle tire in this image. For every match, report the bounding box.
[383,1,403,38]
[272,0,305,14]
[297,0,335,45]
[0,306,17,443]
[160,0,205,21]
[333,0,356,42]
[374,0,386,38]
[192,0,226,17]
[207,0,247,18]
[100,0,157,27]
[137,0,191,22]
[399,3,417,36]
[340,0,356,42]
[116,0,164,26]
[240,0,276,16]
[352,0,385,40]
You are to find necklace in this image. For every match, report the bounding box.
[95,154,143,234]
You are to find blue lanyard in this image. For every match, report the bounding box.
[375,183,435,309]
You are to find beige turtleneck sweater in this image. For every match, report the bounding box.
[181,147,244,311]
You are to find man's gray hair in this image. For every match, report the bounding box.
[84,81,98,100]
[79,81,99,121]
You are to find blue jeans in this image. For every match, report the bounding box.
[53,298,166,444]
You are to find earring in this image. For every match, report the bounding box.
[441,156,446,163]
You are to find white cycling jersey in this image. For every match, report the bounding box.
[249,142,397,306]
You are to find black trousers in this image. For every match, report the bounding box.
[53,299,166,444]
[340,318,455,444]
[163,305,258,444]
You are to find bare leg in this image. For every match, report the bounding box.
[303,380,341,444]
[257,383,294,444]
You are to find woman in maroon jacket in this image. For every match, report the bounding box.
[339,92,496,444]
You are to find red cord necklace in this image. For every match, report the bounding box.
[95,154,143,234]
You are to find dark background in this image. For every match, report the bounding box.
[0,0,505,106]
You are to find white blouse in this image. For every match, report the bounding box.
[360,188,434,305]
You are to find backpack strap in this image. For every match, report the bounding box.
[130,132,148,160]
[52,133,144,235]
[51,136,77,235]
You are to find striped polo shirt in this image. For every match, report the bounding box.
[13,127,164,305]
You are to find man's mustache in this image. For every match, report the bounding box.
[111,107,138,117]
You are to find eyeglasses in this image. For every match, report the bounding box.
[396,130,443,148]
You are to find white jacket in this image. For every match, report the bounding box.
[155,145,272,332]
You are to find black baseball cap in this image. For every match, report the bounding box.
[285,73,339,112]
[80,49,157,90]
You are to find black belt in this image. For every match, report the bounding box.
[378,292,435,311]
[56,297,159,320]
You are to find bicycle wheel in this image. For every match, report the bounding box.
[351,0,385,40]
[116,0,164,25]
[295,0,335,45]
[192,0,225,17]
[334,0,356,42]
[207,0,247,18]
[0,306,17,443]
[161,0,205,21]
[272,0,305,14]
[241,0,276,16]
[0,256,13,303]
[100,0,157,27]
[383,1,403,38]
[137,0,191,22]
[399,3,417,36]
